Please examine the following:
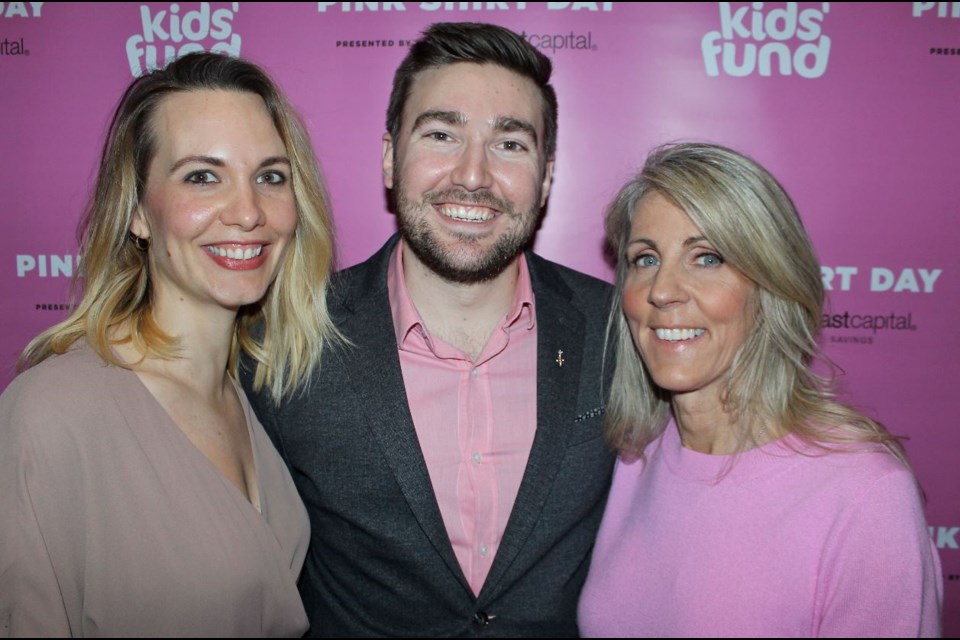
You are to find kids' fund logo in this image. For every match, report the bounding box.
[126,2,241,77]
[702,2,831,78]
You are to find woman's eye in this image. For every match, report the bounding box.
[631,254,659,268]
[258,171,287,185]
[695,252,724,267]
[185,170,218,185]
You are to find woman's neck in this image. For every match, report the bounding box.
[671,391,741,455]
[115,301,237,399]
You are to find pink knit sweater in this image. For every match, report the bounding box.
[578,423,942,637]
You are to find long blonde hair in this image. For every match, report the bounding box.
[19,52,338,402]
[605,142,907,465]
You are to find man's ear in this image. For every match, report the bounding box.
[539,159,555,208]
[382,132,395,190]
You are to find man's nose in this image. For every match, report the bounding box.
[450,141,494,192]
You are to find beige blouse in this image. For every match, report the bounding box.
[0,345,310,637]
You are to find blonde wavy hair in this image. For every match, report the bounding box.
[604,142,907,465]
[19,52,338,402]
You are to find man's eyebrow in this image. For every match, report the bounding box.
[494,116,538,146]
[411,110,466,131]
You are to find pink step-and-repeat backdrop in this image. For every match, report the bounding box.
[1,2,957,633]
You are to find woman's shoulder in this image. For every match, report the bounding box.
[1,344,130,434]
[6,344,120,394]
[783,430,916,496]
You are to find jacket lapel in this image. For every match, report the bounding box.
[335,237,472,596]
[478,253,586,603]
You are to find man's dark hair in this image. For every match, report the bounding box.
[386,22,558,159]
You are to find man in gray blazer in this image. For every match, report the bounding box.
[245,22,616,637]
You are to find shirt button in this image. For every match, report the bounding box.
[479,544,488,556]
[471,367,479,377]
[471,452,482,464]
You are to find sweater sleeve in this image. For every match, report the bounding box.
[0,383,74,637]
[815,464,943,637]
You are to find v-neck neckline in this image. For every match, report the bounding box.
[118,355,266,518]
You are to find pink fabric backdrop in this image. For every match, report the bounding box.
[1,2,956,632]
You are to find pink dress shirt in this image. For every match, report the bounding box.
[387,242,538,596]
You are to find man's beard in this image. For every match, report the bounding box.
[394,182,541,285]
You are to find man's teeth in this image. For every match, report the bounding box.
[206,245,264,260]
[440,205,494,222]
[655,328,705,342]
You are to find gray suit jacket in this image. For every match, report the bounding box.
[244,235,616,637]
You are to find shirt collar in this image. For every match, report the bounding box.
[387,239,536,350]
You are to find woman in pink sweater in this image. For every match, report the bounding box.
[578,143,942,637]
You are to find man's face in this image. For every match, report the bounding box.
[383,62,554,283]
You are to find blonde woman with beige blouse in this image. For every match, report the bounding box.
[0,52,338,637]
